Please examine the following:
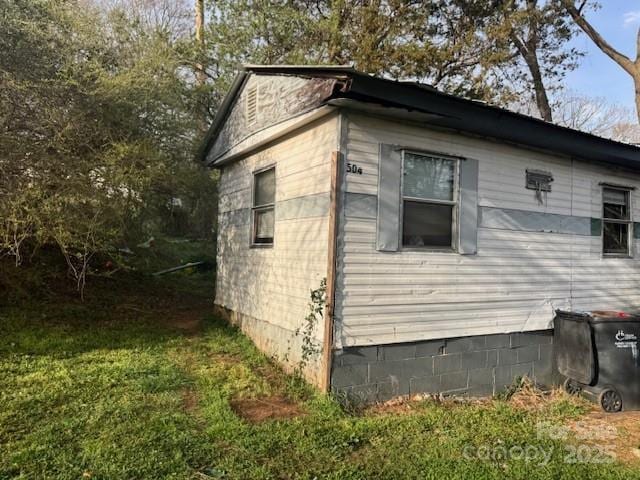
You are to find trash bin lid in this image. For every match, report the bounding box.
[590,310,632,318]
[588,310,640,324]
[556,309,640,323]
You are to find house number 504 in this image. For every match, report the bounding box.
[347,163,363,174]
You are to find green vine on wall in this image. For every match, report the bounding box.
[295,277,326,370]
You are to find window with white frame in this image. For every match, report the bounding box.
[401,151,458,248]
[252,167,275,246]
[602,186,632,256]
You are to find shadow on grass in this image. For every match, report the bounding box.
[0,268,221,356]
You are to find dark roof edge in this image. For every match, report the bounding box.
[343,72,640,168]
[199,65,640,170]
[243,64,356,74]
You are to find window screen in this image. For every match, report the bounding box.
[402,152,457,248]
[602,187,631,256]
[252,167,275,245]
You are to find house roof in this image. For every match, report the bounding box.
[199,65,640,169]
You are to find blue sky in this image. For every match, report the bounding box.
[567,2,640,110]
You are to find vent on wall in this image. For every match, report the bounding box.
[245,85,258,125]
[526,169,553,192]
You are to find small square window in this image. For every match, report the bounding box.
[252,167,275,245]
[401,152,458,249]
[602,187,631,256]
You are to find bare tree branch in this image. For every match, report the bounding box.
[562,0,635,74]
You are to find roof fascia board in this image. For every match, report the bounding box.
[243,64,355,76]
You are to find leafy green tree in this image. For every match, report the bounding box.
[486,0,584,121]
[204,0,518,103]
[204,0,584,113]
[1,0,217,296]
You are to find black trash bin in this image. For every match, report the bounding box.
[554,310,640,412]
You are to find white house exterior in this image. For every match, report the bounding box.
[202,65,640,402]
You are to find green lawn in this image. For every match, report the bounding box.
[1,274,638,479]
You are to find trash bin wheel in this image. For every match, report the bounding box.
[563,378,582,395]
[599,389,622,413]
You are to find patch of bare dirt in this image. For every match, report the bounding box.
[115,286,211,335]
[173,346,201,414]
[162,308,206,335]
[230,396,304,423]
[181,387,198,413]
[566,408,640,464]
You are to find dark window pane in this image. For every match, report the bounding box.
[604,203,628,220]
[254,168,275,206]
[603,221,629,255]
[253,208,274,244]
[403,153,454,201]
[402,201,453,247]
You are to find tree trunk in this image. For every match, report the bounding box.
[506,6,553,123]
[635,75,640,125]
[195,0,205,88]
[327,5,347,64]
[526,52,553,122]
[195,0,207,133]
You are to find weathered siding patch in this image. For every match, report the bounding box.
[209,74,338,162]
[479,206,592,236]
[332,331,555,402]
[218,193,330,228]
[344,192,377,219]
[218,208,250,227]
[276,192,330,221]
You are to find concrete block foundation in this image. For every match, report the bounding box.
[331,330,557,403]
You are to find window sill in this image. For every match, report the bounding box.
[401,247,459,254]
[250,243,274,249]
[602,253,633,259]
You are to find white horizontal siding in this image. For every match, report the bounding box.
[218,120,337,213]
[215,115,337,382]
[336,112,640,347]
